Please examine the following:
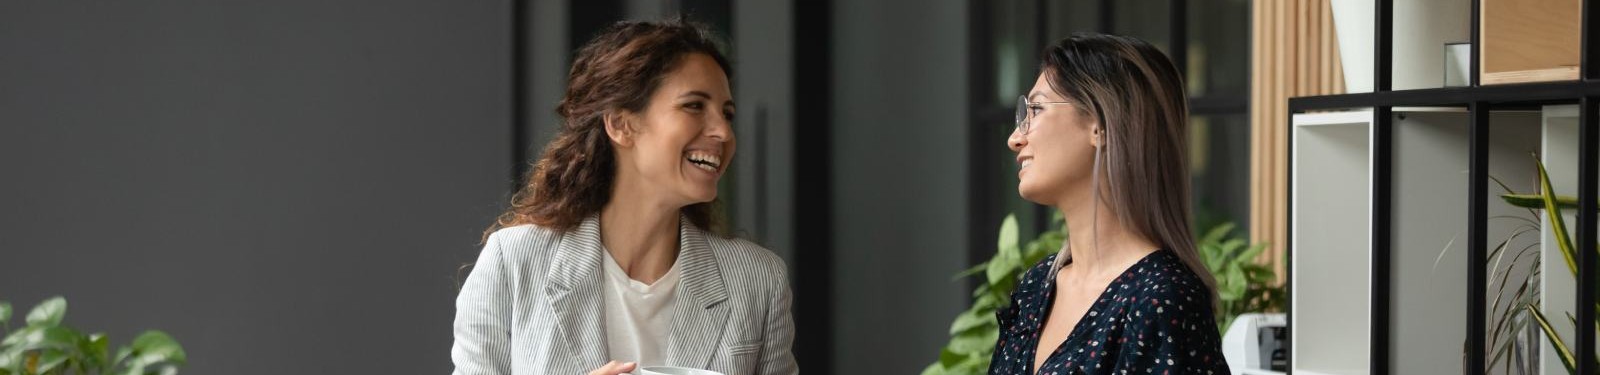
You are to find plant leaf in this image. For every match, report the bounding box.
[1502,193,1583,210]
[937,346,965,367]
[1220,270,1247,301]
[0,302,10,325]
[984,258,1011,287]
[1237,243,1268,265]
[1203,222,1234,244]
[118,330,186,371]
[1535,157,1580,277]
[997,215,1019,258]
[112,346,132,367]
[0,326,79,352]
[949,309,996,335]
[1527,303,1578,375]
[955,262,988,280]
[0,348,15,375]
[80,333,109,372]
[944,353,987,374]
[31,349,68,374]
[24,297,65,327]
[973,288,999,306]
[947,326,998,354]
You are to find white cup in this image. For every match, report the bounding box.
[637,366,724,375]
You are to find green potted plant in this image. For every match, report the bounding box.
[0,296,185,375]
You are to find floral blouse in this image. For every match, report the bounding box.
[988,249,1229,375]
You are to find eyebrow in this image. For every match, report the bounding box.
[679,90,736,109]
[1028,92,1049,101]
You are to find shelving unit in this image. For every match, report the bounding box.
[1291,111,1372,375]
[1287,0,1600,374]
[1388,110,1542,375]
[1290,109,1545,375]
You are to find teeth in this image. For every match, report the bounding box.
[686,152,721,172]
[1020,159,1032,169]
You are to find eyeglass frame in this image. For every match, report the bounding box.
[1015,95,1075,135]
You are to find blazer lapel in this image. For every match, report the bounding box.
[543,215,609,367]
[664,215,732,369]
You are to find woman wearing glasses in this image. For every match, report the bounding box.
[988,33,1229,375]
[451,19,797,375]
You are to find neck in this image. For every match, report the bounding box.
[1056,191,1155,277]
[599,173,682,283]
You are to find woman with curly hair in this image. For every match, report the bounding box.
[451,19,796,375]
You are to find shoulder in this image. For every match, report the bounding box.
[482,224,566,263]
[1127,250,1211,304]
[704,235,790,291]
[1124,250,1216,329]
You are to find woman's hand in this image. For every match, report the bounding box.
[587,360,638,375]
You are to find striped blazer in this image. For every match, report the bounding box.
[451,215,798,375]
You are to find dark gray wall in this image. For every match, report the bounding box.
[0,1,511,373]
[730,0,795,262]
[830,0,970,373]
[527,0,566,150]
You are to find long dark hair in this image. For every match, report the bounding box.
[485,18,731,238]
[1041,33,1218,303]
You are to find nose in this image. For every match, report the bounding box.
[1007,126,1026,153]
[705,113,734,143]
[707,112,736,146]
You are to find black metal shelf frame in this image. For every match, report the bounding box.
[1285,0,1600,374]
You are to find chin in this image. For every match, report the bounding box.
[684,187,718,204]
[1016,183,1050,205]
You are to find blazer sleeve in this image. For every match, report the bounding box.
[756,259,799,375]
[451,234,513,375]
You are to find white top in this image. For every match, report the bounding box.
[601,248,681,367]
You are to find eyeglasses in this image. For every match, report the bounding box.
[1015,95,1074,135]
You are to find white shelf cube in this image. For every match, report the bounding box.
[1292,110,1374,375]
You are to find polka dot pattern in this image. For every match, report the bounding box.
[987,249,1229,375]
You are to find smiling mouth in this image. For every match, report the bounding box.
[686,152,722,172]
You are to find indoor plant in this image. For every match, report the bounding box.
[0,296,185,375]
[1198,222,1285,332]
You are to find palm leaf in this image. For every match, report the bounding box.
[1528,303,1579,374]
[1535,156,1580,277]
[1502,194,1585,211]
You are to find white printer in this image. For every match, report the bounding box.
[1222,313,1287,375]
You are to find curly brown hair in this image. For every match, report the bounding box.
[485,19,732,239]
